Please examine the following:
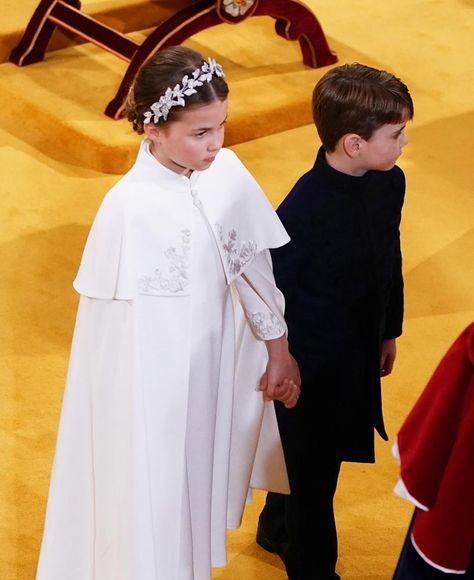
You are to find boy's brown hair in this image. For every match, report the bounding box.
[312,63,414,152]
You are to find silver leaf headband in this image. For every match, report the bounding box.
[143,58,225,124]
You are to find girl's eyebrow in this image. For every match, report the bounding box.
[193,116,228,132]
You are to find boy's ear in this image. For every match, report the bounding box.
[342,134,363,158]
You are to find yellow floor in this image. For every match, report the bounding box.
[1,1,473,579]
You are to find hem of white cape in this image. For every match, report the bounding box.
[212,557,229,568]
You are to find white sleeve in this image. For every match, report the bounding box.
[233,250,287,341]
[227,251,291,520]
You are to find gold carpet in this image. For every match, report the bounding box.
[1,1,473,579]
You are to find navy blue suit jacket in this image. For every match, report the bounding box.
[271,147,404,462]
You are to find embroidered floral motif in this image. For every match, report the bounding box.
[222,0,256,18]
[138,230,191,294]
[248,311,285,339]
[216,224,257,275]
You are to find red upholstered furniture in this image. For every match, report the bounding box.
[10,0,337,119]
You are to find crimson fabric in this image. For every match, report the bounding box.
[397,322,474,572]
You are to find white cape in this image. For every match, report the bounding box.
[37,142,290,580]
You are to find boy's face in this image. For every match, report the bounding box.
[359,121,408,172]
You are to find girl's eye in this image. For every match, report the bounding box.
[195,131,206,137]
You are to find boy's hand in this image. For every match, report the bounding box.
[274,377,300,408]
[260,375,300,408]
[259,335,301,407]
[380,338,397,376]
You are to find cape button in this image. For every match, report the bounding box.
[190,188,203,210]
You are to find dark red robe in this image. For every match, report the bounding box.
[395,322,474,572]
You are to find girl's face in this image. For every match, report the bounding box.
[144,99,228,176]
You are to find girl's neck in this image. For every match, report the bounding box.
[149,141,193,178]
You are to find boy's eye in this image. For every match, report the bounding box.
[195,131,206,137]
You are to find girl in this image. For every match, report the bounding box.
[36,46,300,580]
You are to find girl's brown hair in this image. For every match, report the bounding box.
[126,46,229,134]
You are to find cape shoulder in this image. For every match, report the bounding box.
[73,146,289,299]
[73,178,135,299]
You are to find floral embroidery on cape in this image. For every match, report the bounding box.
[216,224,257,275]
[138,229,191,294]
[248,311,285,340]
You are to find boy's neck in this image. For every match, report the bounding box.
[325,150,368,177]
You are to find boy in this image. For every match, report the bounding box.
[256,63,414,579]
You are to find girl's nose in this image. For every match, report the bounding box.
[208,132,224,152]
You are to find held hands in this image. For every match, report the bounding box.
[259,336,301,408]
[380,338,397,376]
[261,376,301,408]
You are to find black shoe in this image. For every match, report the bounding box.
[256,523,278,554]
[256,523,289,564]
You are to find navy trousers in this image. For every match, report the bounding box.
[259,398,341,580]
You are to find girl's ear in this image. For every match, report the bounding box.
[342,133,363,158]
[143,123,163,143]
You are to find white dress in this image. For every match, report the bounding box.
[36,142,290,580]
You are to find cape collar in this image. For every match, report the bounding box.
[133,139,204,188]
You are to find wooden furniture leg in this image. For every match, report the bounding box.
[10,0,337,120]
[9,0,138,66]
[105,0,337,119]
